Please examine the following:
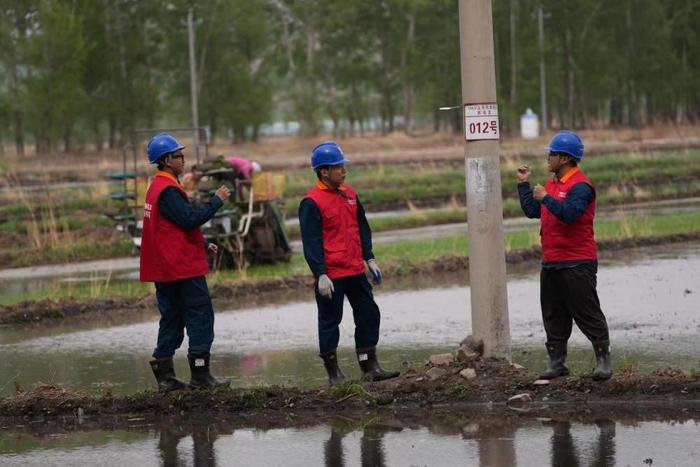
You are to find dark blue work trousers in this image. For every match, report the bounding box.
[152,275,215,359]
[540,263,610,345]
[316,273,380,355]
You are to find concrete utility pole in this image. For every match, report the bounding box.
[187,9,200,164]
[458,0,511,360]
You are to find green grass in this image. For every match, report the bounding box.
[0,278,152,307]
[504,229,542,251]
[207,255,309,284]
[596,211,700,238]
[4,238,134,268]
[0,218,28,235]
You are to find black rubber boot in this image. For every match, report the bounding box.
[150,358,189,392]
[188,354,230,389]
[592,343,613,381]
[539,341,570,380]
[357,349,400,382]
[320,351,346,386]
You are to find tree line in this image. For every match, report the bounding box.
[1,0,698,155]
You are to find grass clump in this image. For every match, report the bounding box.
[330,381,376,404]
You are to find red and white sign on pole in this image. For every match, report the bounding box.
[464,102,500,141]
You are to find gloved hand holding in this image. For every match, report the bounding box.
[317,274,334,299]
[533,184,547,201]
[367,259,382,284]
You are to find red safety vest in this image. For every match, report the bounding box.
[541,167,597,262]
[304,182,366,279]
[140,172,209,282]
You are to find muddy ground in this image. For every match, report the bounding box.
[2,232,699,326]
[1,354,698,427]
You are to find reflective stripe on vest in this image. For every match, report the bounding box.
[304,184,366,279]
[139,174,209,282]
[540,169,597,262]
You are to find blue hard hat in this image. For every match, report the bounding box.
[311,141,349,170]
[547,130,584,161]
[146,133,185,164]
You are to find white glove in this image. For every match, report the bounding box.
[367,259,382,284]
[317,274,334,299]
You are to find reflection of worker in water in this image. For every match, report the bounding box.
[591,419,616,466]
[360,425,389,467]
[158,425,219,467]
[549,419,616,466]
[467,422,517,466]
[299,141,399,385]
[324,425,397,467]
[158,427,187,466]
[140,133,230,391]
[516,131,612,381]
[225,156,262,202]
[550,421,580,467]
[324,428,345,467]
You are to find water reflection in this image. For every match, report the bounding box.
[591,419,616,467]
[551,421,579,466]
[363,425,404,467]
[158,424,223,467]
[0,414,698,466]
[461,420,517,466]
[322,417,617,467]
[324,428,345,466]
[549,419,616,467]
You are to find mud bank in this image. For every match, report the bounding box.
[1,356,698,424]
[2,232,700,326]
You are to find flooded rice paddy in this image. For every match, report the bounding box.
[0,243,698,397]
[0,243,699,466]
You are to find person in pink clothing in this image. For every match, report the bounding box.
[224,157,262,202]
[224,157,261,181]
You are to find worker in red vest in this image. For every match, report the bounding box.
[517,130,612,381]
[299,141,400,386]
[140,133,231,392]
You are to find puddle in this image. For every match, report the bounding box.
[0,413,698,466]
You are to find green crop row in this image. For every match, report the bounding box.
[2,149,699,226]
